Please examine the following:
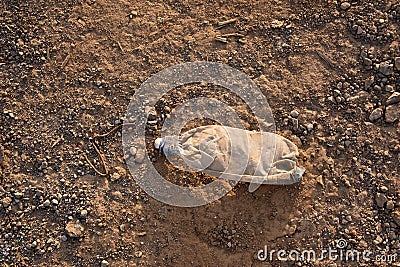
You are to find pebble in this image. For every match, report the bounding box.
[0,145,4,163]
[80,209,88,218]
[369,108,383,121]
[134,153,145,164]
[129,146,137,156]
[134,251,143,258]
[306,123,314,131]
[385,103,400,123]
[52,199,59,205]
[100,260,109,267]
[363,57,372,66]
[1,197,12,208]
[43,199,51,207]
[340,2,350,10]
[395,57,400,70]
[386,92,400,105]
[292,118,299,130]
[290,110,299,118]
[392,211,400,226]
[386,200,395,210]
[364,76,374,89]
[375,193,387,208]
[65,221,84,238]
[373,235,383,245]
[378,61,394,76]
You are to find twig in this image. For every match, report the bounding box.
[217,18,237,28]
[215,36,228,43]
[220,33,245,38]
[56,54,70,75]
[60,54,70,70]
[83,124,122,176]
[116,40,124,53]
[314,50,337,70]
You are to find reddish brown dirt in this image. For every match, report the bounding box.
[1,0,399,266]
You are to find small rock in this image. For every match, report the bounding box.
[369,108,383,121]
[52,199,59,205]
[380,186,388,192]
[363,58,372,66]
[134,153,145,164]
[385,85,394,92]
[386,92,400,105]
[134,251,143,258]
[307,123,314,131]
[129,146,137,156]
[379,61,394,76]
[395,57,400,70]
[386,200,395,210]
[43,199,51,207]
[375,193,387,208]
[100,260,109,267]
[385,103,400,123]
[392,210,400,226]
[14,192,23,199]
[1,197,12,208]
[290,110,299,118]
[110,172,121,181]
[65,221,84,238]
[340,2,350,10]
[373,235,383,245]
[364,76,374,89]
[80,209,88,218]
[0,145,4,163]
[292,118,299,130]
[356,26,363,35]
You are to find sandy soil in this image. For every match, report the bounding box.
[1,0,400,266]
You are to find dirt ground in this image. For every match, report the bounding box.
[1,0,400,266]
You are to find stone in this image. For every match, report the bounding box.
[340,2,350,10]
[52,199,59,205]
[364,76,374,89]
[363,57,372,66]
[292,118,299,130]
[386,92,400,105]
[395,57,400,70]
[375,193,387,208]
[392,210,400,226]
[129,146,137,156]
[386,200,395,210]
[369,108,383,121]
[290,110,299,118]
[1,197,12,208]
[379,61,394,76]
[0,145,4,163]
[65,221,84,238]
[373,235,383,245]
[43,199,51,207]
[80,209,88,218]
[101,260,109,267]
[385,103,400,123]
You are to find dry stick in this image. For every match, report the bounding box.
[84,122,142,176]
[314,50,337,70]
[56,54,70,75]
[220,33,245,38]
[217,18,237,28]
[83,124,123,176]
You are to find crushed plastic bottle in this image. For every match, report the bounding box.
[155,125,304,191]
